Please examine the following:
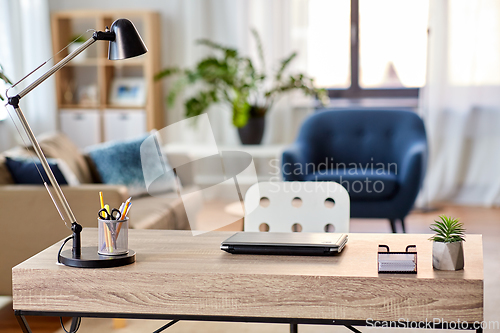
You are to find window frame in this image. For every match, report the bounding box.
[327,0,420,99]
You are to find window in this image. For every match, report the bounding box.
[307,0,351,88]
[307,0,429,99]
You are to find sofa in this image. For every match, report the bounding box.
[0,132,198,295]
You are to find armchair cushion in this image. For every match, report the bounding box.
[304,169,398,199]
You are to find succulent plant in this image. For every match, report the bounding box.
[429,215,466,243]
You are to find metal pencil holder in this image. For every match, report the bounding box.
[98,217,129,256]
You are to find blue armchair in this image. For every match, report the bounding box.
[282,109,427,232]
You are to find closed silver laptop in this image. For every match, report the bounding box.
[220,232,348,256]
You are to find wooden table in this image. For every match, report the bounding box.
[12,230,483,332]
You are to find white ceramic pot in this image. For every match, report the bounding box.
[432,241,464,270]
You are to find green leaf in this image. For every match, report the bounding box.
[184,89,218,119]
[154,67,180,81]
[197,39,238,59]
[429,215,466,243]
[251,28,266,75]
[276,52,297,81]
[231,90,250,127]
[166,76,189,108]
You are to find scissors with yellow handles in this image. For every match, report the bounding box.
[98,208,122,221]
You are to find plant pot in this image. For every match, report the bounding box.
[432,241,464,270]
[238,116,265,145]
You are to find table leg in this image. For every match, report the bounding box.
[345,325,363,333]
[290,323,298,333]
[69,317,81,332]
[153,320,179,333]
[15,314,32,333]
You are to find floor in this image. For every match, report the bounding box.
[1,201,499,333]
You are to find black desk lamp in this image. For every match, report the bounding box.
[6,19,147,268]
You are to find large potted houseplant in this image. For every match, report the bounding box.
[155,30,328,145]
[429,215,465,270]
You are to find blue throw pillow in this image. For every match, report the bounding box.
[5,156,68,185]
[86,134,175,196]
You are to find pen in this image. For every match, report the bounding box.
[120,197,131,217]
[124,203,132,218]
[116,201,132,237]
[118,203,125,217]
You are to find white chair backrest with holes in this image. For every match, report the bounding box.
[244,181,350,233]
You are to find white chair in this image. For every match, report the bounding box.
[244,181,350,233]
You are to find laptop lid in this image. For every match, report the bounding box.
[220,232,348,255]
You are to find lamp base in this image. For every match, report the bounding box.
[59,247,135,268]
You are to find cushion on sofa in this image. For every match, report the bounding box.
[1,146,39,185]
[0,155,14,185]
[87,135,149,196]
[87,133,177,197]
[29,132,93,184]
[128,190,191,230]
[5,156,68,185]
[82,154,103,183]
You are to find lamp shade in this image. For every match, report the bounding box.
[108,19,148,60]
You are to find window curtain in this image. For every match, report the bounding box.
[418,0,500,206]
[0,0,56,152]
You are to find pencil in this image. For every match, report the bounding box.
[99,191,111,251]
[99,191,105,219]
[105,223,114,253]
[103,204,114,252]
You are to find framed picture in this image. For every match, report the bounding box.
[110,78,146,106]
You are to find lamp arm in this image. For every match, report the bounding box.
[4,20,143,266]
[17,37,96,99]
[7,36,98,225]
[5,36,104,242]
[5,36,105,257]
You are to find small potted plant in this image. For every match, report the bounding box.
[429,215,465,270]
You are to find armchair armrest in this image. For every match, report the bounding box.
[282,143,307,181]
[0,184,128,295]
[399,142,427,186]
